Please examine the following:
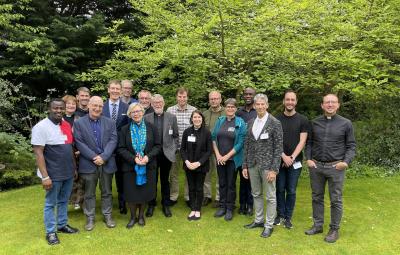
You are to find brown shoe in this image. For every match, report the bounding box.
[324,229,339,243]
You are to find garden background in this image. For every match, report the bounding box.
[0,1,399,254]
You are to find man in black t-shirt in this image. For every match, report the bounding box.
[275,90,309,229]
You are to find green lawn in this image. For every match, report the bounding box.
[1,175,399,255]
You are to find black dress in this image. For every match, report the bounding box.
[117,121,161,203]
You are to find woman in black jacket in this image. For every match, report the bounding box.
[181,110,212,220]
[117,103,161,228]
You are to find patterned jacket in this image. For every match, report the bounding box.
[242,114,283,173]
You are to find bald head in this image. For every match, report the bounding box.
[88,96,104,119]
[209,91,222,109]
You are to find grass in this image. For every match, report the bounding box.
[1,175,399,255]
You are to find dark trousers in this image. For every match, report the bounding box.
[149,153,172,207]
[217,160,237,210]
[81,167,114,219]
[276,165,302,220]
[238,167,253,207]
[309,162,345,230]
[185,170,206,211]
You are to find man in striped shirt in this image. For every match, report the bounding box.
[166,87,197,205]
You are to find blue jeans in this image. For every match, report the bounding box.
[44,178,73,234]
[276,166,302,220]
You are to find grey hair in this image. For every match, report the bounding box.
[152,94,164,102]
[253,93,269,104]
[121,80,133,87]
[224,98,237,107]
[127,102,145,115]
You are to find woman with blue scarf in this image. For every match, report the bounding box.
[117,103,161,228]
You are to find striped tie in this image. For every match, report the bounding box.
[111,103,117,121]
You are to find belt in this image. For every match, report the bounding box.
[313,159,341,167]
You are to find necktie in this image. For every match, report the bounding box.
[111,103,117,121]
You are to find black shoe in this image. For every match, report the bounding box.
[238,204,246,215]
[246,205,254,216]
[305,226,323,235]
[260,227,273,238]
[244,221,264,229]
[146,206,155,217]
[138,217,145,226]
[324,229,339,243]
[85,217,95,231]
[168,200,177,207]
[212,200,220,208]
[103,215,116,228]
[126,218,136,229]
[58,224,79,234]
[273,217,281,226]
[119,201,127,215]
[202,197,212,206]
[185,200,191,208]
[214,208,226,218]
[46,232,60,245]
[162,206,172,217]
[284,218,293,229]
[224,209,233,221]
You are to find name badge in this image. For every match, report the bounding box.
[293,161,302,169]
[227,127,235,132]
[188,135,196,142]
[169,129,173,135]
[61,135,68,141]
[260,132,269,140]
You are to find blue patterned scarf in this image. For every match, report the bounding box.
[130,120,147,185]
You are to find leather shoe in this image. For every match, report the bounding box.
[305,226,323,235]
[85,217,95,231]
[138,217,145,226]
[46,232,60,245]
[119,206,127,215]
[103,215,116,228]
[238,204,246,215]
[214,208,226,218]
[246,205,254,216]
[224,209,233,221]
[260,227,273,238]
[324,229,339,243]
[168,199,177,206]
[162,206,172,217]
[146,206,155,217]
[126,218,137,229]
[202,197,212,206]
[58,224,79,234]
[244,221,264,229]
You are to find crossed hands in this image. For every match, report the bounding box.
[93,155,104,166]
[216,153,230,165]
[135,154,149,166]
[185,160,201,170]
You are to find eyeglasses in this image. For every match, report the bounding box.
[131,110,143,114]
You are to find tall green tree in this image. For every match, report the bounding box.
[80,0,400,110]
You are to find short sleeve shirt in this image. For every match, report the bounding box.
[31,118,75,181]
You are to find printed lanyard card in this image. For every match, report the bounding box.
[188,135,196,142]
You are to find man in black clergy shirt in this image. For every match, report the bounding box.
[305,94,356,243]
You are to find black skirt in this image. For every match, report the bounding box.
[123,165,156,203]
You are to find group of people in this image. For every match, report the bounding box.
[31,80,356,246]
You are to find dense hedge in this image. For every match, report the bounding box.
[0,132,38,191]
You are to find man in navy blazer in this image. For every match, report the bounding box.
[74,96,118,231]
[102,80,129,214]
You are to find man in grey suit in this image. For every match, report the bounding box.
[74,96,118,231]
[242,93,283,238]
[144,94,179,217]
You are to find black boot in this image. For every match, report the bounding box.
[126,203,137,229]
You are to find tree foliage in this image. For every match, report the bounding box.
[79,0,400,109]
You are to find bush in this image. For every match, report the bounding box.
[0,132,38,191]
